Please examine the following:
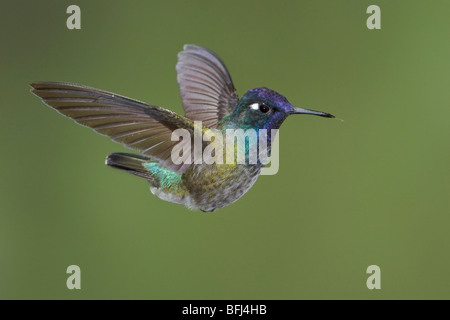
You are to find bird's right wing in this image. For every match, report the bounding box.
[176,45,239,128]
[31,81,198,174]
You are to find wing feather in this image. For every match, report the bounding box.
[31,81,196,173]
[176,45,239,128]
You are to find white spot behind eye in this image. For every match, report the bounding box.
[249,103,259,110]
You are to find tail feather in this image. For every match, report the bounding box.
[106,152,190,207]
[105,153,152,180]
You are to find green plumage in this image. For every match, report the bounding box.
[144,162,182,192]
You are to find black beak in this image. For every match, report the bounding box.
[291,107,335,118]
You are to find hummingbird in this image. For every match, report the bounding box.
[31,44,334,212]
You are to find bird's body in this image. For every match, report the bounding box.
[31,45,334,212]
[183,162,261,212]
[106,141,263,212]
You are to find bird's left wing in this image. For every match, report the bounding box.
[31,81,197,174]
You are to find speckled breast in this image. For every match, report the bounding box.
[183,163,262,212]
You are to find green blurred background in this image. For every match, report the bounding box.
[1,0,449,299]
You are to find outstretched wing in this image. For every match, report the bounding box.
[31,82,195,173]
[176,44,239,128]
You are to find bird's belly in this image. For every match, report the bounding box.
[184,164,261,212]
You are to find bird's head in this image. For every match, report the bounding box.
[229,87,334,131]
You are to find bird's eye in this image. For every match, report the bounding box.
[249,102,271,114]
[259,103,270,113]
